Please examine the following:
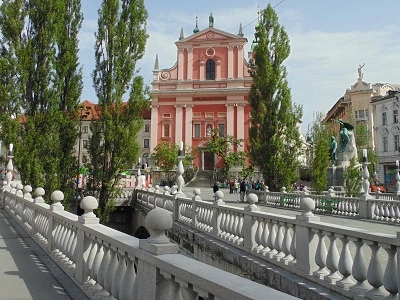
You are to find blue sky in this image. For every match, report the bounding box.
[80,0,400,133]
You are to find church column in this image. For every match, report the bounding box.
[237,104,245,150]
[187,48,193,80]
[199,58,205,81]
[185,105,193,148]
[175,104,183,144]
[178,48,184,80]
[226,104,235,136]
[150,105,159,152]
[237,45,244,78]
[227,45,234,79]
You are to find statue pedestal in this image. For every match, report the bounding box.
[327,165,345,187]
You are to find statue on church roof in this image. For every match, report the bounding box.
[358,63,365,80]
[209,13,214,27]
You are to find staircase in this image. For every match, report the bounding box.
[185,170,214,187]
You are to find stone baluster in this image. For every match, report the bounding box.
[260,220,270,255]
[359,154,374,219]
[274,222,285,261]
[254,218,264,253]
[5,143,14,188]
[119,255,136,300]
[282,224,295,265]
[296,197,319,275]
[88,244,105,295]
[83,237,98,289]
[313,230,329,280]
[104,246,119,296]
[349,237,370,294]
[325,233,342,284]
[396,162,400,196]
[243,193,260,251]
[267,221,278,258]
[366,241,389,298]
[191,188,201,227]
[92,243,111,297]
[137,207,179,299]
[111,250,127,298]
[382,242,398,297]
[75,196,99,286]
[175,149,185,198]
[337,235,355,289]
[212,191,224,238]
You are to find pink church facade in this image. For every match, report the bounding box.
[151,17,253,170]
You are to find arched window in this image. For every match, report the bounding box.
[206,59,215,80]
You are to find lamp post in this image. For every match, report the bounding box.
[75,106,90,214]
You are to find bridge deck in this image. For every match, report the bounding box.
[188,187,400,235]
[0,208,88,300]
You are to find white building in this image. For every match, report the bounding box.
[372,91,400,184]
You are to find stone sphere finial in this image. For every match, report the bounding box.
[281,186,286,193]
[300,197,315,217]
[145,207,173,244]
[34,187,45,197]
[193,188,201,196]
[215,190,224,200]
[80,196,98,217]
[23,185,33,199]
[16,183,24,196]
[51,190,64,210]
[247,193,258,205]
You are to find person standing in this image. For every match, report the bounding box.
[239,180,246,202]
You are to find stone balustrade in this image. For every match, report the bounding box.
[0,183,291,300]
[135,186,400,299]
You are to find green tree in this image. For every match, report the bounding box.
[308,113,331,193]
[150,142,196,182]
[343,157,362,196]
[0,0,83,204]
[88,0,149,223]
[248,4,303,191]
[204,129,246,180]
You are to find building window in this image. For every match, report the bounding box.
[218,124,225,137]
[162,113,171,118]
[394,110,399,124]
[144,139,149,148]
[206,59,215,80]
[163,123,170,137]
[194,124,201,138]
[83,140,88,148]
[82,126,88,134]
[382,112,387,125]
[383,136,388,152]
[144,124,150,132]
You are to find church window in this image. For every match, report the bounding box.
[218,124,225,137]
[194,124,201,138]
[163,123,170,138]
[382,112,387,125]
[206,59,215,80]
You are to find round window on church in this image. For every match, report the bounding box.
[206,48,215,57]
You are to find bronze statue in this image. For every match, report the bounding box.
[336,119,354,152]
[329,136,337,165]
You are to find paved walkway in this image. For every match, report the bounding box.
[186,187,400,235]
[0,209,88,300]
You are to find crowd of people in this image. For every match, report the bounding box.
[211,178,266,202]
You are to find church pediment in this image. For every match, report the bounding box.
[176,28,246,45]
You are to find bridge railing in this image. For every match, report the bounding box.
[135,186,400,299]
[0,182,291,300]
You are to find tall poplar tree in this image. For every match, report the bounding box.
[248,4,303,191]
[0,0,83,201]
[89,0,149,223]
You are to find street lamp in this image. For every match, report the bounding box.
[75,106,91,214]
